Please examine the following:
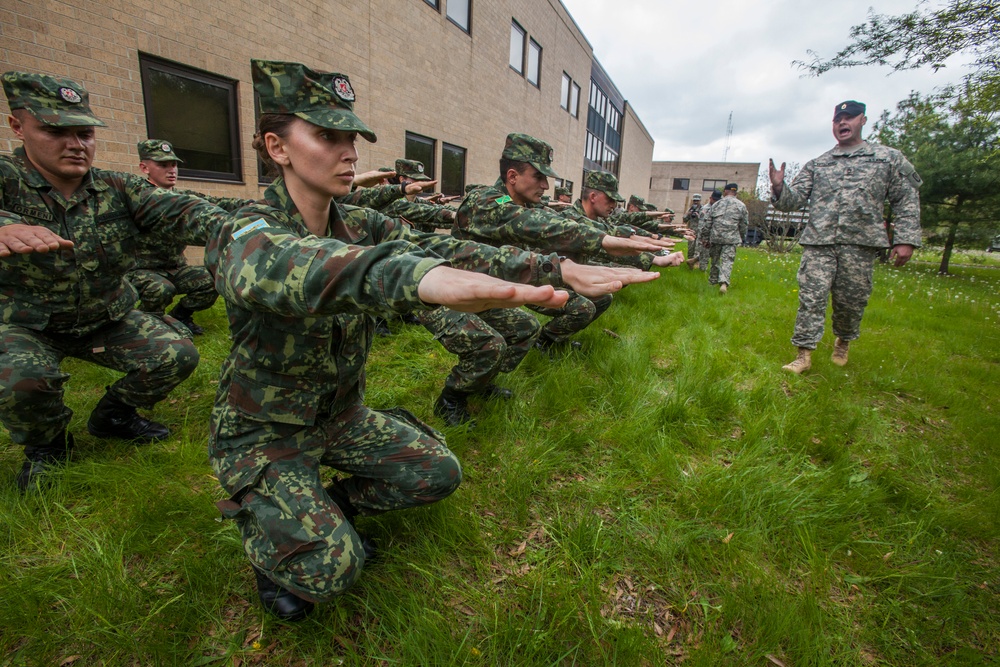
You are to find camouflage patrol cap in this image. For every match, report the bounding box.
[501,133,559,178]
[554,186,571,197]
[583,169,624,202]
[377,166,394,172]
[627,194,647,209]
[137,139,184,163]
[2,71,106,127]
[251,59,376,142]
[644,203,657,212]
[395,158,431,181]
[834,100,866,120]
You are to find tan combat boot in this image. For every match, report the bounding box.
[719,283,728,294]
[782,348,812,374]
[831,337,849,366]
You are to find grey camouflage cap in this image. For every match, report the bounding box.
[2,71,106,127]
[501,133,559,178]
[137,139,184,163]
[251,59,377,142]
[395,158,431,181]
[583,170,624,202]
[692,193,702,200]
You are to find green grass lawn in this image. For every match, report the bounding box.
[1,245,998,666]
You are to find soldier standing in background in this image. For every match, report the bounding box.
[0,71,229,491]
[702,183,748,294]
[770,100,922,373]
[554,186,572,204]
[683,193,702,268]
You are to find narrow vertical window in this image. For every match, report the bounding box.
[509,21,525,73]
[526,39,542,87]
[561,73,571,110]
[446,0,470,32]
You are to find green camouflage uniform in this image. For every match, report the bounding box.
[0,72,228,451]
[561,200,654,271]
[774,139,921,348]
[454,147,610,346]
[702,195,748,286]
[206,62,568,603]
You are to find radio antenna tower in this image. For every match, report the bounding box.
[723,111,733,162]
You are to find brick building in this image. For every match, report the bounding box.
[1,0,655,203]
[649,161,761,214]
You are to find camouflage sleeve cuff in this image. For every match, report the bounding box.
[534,252,563,287]
[0,211,23,226]
[378,254,450,312]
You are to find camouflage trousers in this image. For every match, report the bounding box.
[0,310,199,446]
[127,265,218,314]
[418,306,540,393]
[708,244,738,285]
[696,237,710,270]
[211,402,461,603]
[529,291,613,344]
[791,244,879,349]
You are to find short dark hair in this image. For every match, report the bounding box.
[499,158,531,183]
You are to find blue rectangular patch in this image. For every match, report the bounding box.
[233,218,268,239]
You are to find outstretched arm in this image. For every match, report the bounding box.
[417,266,568,311]
[0,224,74,257]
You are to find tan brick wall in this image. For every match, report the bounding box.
[617,102,654,206]
[650,161,761,214]
[0,0,622,201]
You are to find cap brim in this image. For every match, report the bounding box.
[833,112,862,121]
[295,109,377,143]
[533,162,559,179]
[31,108,107,128]
[407,174,432,181]
[609,191,624,203]
[151,155,184,163]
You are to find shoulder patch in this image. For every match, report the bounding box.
[233,218,269,239]
[899,159,923,188]
[496,195,513,205]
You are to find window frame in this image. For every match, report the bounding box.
[570,81,581,118]
[405,131,437,181]
[672,178,690,191]
[560,72,571,110]
[138,53,242,183]
[526,38,542,87]
[509,20,526,74]
[703,178,728,192]
[441,142,467,197]
[423,0,439,9]
[446,0,471,33]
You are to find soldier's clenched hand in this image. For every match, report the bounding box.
[417,266,569,312]
[888,244,915,267]
[559,259,658,296]
[0,224,74,257]
[651,251,685,268]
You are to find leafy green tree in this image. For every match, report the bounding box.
[795,0,999,110]
[873,87,1000,273]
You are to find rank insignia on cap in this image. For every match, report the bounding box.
[161,143,172,153]
[841,103,847,110]
[417,164,424,173]
[59,87,81,104]
[333,77,355,101]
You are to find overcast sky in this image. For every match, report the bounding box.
[559,0,970,185]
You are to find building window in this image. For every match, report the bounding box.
[405,132,436,180]
[703,179,727,191]
[509,21,525,74]
[139,54,241,182]
[446,0,470,32]
[441,143,466,197]
[423,0,439,8]
[561,73,571,110]
[526,39,541,87]
[570,81,580,118]
[584,79,623,177]
[673,178,690,190]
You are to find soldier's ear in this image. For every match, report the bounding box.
[8,114,24,139]
[264,131,290,166]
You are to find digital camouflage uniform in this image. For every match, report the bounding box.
[0,72,229,455]
[128,140,252,316]
[207,61,569,603]
[695,200,716,271]
[454,135,615,346]
[774,140,921,348]
[683,201,702,263]
[702,194,748,286]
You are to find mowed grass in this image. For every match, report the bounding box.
[0,244,997,666]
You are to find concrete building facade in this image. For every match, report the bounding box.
[1,0,654,203]
[650,160,761,214]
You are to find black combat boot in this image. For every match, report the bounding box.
[534,337,582,356]
[87,387,170,442]
[476,384,513,401]
[252,565,314,621]
[16,431,75,493]
[433,387,474,426]
[168,304,204,335]
[325,480,378,561]
[373,317,392,337]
